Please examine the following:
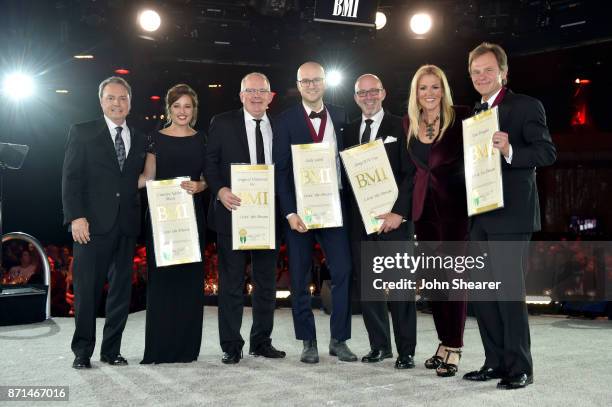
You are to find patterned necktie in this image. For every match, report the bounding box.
[114,126,126,170]
[473,101,489,114]
[361,119,373,144]
[253,119,265,164]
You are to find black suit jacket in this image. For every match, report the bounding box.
[344,111,414,238]
[61,118,146,236]
[273,103,348,218]
[205,108,279,236]
[473,89,556,233]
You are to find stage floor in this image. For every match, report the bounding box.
[1,308,610,406]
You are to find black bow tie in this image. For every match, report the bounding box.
[309,110,326,119]
[474,101,489,114]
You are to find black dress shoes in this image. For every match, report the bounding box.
[100,354,128,366]
[329,339,358,362]
[249,344,286,359]
[497,373,533,389]
[394,355,415,369]
[463,366,504,381]
[361,349,393,363]
[222,351,243,364]
[72,356,91,369]
[301,340,319,364]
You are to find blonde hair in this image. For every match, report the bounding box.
[406,65,455,143]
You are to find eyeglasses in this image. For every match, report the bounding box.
[297,77,324,87]
[469,67,499,78]
[355,88,383,97]
[242,88,270,95]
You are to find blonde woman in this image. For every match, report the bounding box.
[406,65,469,377]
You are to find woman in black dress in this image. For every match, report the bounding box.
[139,84,207,364]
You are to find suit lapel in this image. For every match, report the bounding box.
[96,119,122,173]
[326,105,345,150]
[497,90,513,130]
[235,108,251,162]
[122,125,141,170]
[377,112,392,141]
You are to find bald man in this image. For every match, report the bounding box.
[273,62,356,363]
[346,74,417,369]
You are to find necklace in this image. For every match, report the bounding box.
[422,114,440,140]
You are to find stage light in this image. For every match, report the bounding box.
[575,78,591,84]
[327,70,343,87]
[2,72,35,100]
[375,12,387,30]
[55,89,69,94]
[139,9,161,32]
[114,68,130,75]
[73,55,94,59]
[410,12,432,35]
[150,95,161,101]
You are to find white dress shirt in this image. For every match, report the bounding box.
[243,109,273,164]
[483,87,512,163]
[104,115,131,156]
[359,108,385,142]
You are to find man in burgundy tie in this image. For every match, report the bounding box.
[62,77,146,369]
[273,61,357,363]
[462,42,556,389]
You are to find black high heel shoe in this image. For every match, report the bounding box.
[424,343,444,369]
[436,348,462,377]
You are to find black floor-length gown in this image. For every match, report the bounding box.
[141,131,206,364]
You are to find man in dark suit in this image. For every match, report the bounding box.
[273,61,357,363]
[462,43,556,389]
[345,74,416,369]
[62,76,146,369]
[205,72,285,364]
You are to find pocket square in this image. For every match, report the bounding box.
[383,136,397,144]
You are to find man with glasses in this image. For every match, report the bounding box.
[463,42,556,389]
[273,61,357,363]
[345,74,417,369]
[205,72,285,364]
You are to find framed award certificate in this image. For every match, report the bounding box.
[231,164,276,250]
[291,142,343,229]
[146,177,202,267]
[462,106,505,216]
[340,139,398,235]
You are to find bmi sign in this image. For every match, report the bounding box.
[314,0,378,27]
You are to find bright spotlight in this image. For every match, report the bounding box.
[375,12,387,30]
[139,9,161,32]
[410,13,432,35]
[2,72,35,100]
[327,70,343,87]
